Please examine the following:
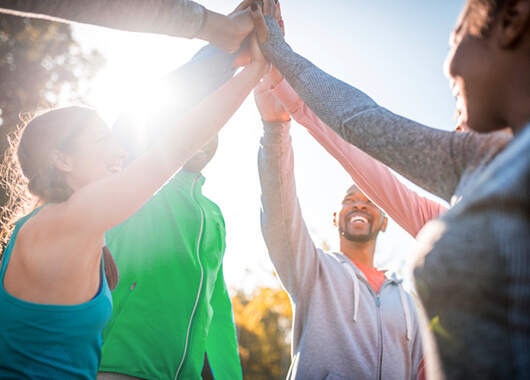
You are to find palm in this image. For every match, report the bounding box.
[254,79,290,123]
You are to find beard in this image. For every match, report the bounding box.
[339,225,380,243]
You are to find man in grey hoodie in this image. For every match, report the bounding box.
[254,80,423,379]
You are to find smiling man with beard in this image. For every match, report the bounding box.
[255,80,423,379]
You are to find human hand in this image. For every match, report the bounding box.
[232,0,283,68]
[248,31,271,77]
[249,0,278,43]
[254,77,290,123]
[267,66,284,87]
[228,0,262,17]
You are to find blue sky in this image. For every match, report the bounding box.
[74,0,466,291]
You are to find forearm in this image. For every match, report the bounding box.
[258,121,319,297]
[260,16,467,202]
[0,0,206,38]
[270,80,447,236]
[67,63,264,234]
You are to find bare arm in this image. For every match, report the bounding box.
[54,35,269,239]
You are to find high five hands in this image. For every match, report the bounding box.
[249,0,280,43]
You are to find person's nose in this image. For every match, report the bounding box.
[351,201,368,211]
[443,47,456,82]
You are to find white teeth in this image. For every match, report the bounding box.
[349,215,368,224]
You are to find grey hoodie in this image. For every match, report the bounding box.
[258,121,423,380]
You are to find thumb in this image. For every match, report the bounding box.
[250,2,269,43]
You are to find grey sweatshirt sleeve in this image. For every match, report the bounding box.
[258,120,321,299]
[259,16,511,202]
[0,0,206,38]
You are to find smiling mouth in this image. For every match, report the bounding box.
[108,165,122,173]
[348,215,369,224]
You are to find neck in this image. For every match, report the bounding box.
[339,238,377,267]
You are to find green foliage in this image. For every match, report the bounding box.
[232,287,292,380]
[0,14,104,204]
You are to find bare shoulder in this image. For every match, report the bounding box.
[3,204,104,304]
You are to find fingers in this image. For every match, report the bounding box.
[250,2,269,43]
[229,0,253,16]
[262,0,276,18]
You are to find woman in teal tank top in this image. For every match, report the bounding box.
[0,37,268,378]
[0,208,113,379]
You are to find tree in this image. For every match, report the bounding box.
[232,286,293,380]
[0,14,104,205]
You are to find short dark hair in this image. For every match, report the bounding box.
[465,0,508,37]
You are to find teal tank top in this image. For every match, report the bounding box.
[0,207,113,379]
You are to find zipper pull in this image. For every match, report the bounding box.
[131,281,137,290]
[376,294,380,306]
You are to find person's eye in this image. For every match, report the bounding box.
[98,135,111,144]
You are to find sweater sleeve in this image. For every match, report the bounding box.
[270,79,448,237]
[258,120,321,299]
[0,0,206,38]
[205,264,243,380]
[260,16,511,203]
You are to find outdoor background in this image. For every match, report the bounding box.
[0,1,464,377]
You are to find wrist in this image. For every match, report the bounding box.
[246,61,268,78]
[262,116,290,123]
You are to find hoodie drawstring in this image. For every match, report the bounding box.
[343,263,360,322]
[398,283,412,341]
[343,261,412,339]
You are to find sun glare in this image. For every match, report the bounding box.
[73,24,206,128]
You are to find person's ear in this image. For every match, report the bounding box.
[333,211,338,227]
[496,0,530,47]
[380,216,388,233]
[52,150,74,173]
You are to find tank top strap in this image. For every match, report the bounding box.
[1,205,49,279]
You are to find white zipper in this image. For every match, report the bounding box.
[174,176,205,380]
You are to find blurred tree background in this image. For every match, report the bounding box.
[0,13,104,206]
[232,287,293,380]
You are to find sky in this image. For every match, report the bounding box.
[73,0,465,292]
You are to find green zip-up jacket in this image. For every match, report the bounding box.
[99,170,242,380]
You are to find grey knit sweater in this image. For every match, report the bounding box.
[260,15,529,380]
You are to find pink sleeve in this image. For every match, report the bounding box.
[269,80,447,238]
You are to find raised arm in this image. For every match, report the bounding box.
[0,0,254,53]
[251,2,511,203]
[256,79,321,298]
[268,76,448,237]
[113,43,242,164]
[60,34,269,235]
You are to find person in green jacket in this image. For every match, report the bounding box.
[98,135,241,380]
[97,39,248,379]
